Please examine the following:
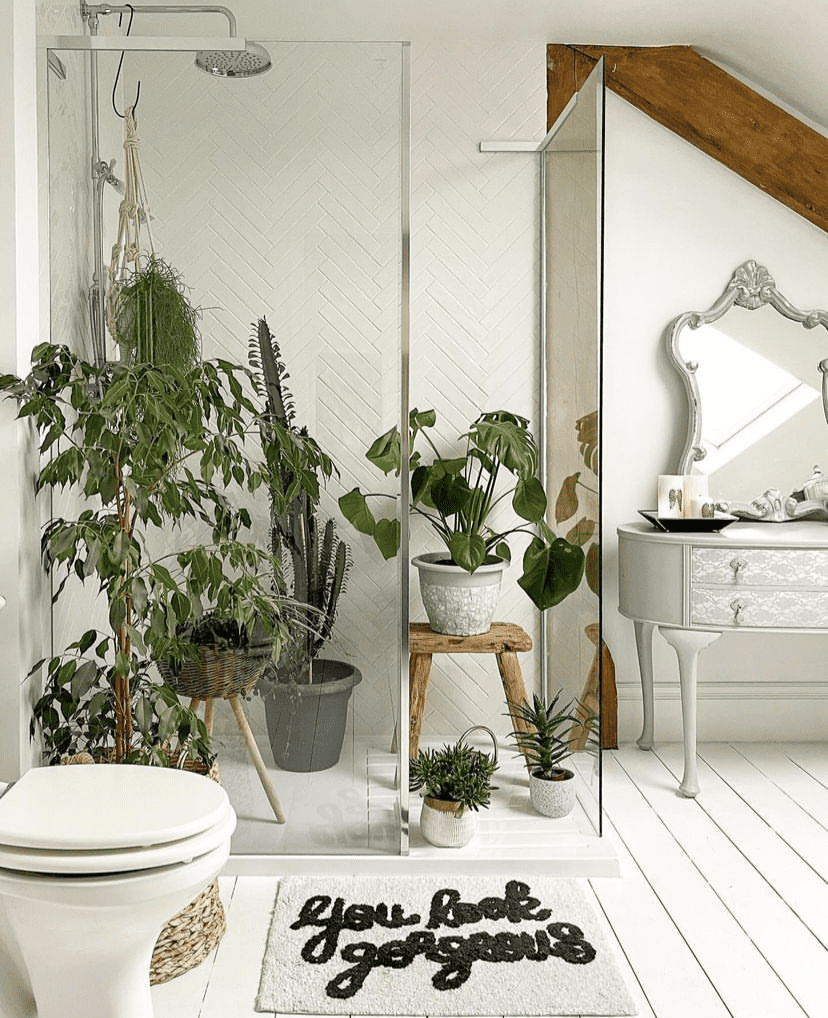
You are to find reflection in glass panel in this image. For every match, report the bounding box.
[47,42,406,857]
[544,61,604,836]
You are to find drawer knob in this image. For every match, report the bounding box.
[730,597,747,623]
[729,556,747,576]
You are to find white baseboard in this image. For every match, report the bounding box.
[616,682,828,742]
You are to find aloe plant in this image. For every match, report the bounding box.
[249,318,350,683]
[506,690,595,778]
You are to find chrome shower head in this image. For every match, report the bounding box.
[194,40,271,78]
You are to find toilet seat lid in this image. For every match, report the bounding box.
[0,764,229,850]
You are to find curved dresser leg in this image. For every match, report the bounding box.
[633,620,656,750]
[659,627,721,798]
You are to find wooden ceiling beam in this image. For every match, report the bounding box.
[547,44,828,235]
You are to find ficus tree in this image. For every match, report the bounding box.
[0,344,328,764]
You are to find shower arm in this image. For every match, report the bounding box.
[81,4,238,38]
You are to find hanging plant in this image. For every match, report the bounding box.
[110,254,202,370]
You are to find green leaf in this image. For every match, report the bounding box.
[338,489,376,536]
[518,536,585,610]
[374,517,401,559]
[470,414,536,476]
[493,540,511,563]
[585,540,600,596]
[512,475,546,522]
[447,532,487,572]
[70,660,99,701]
[365,426,401,475]
[130,576,149,616]
[409,408,436,433]
[171,590,191,623]
[430,474,473,517]
[411,465,430,505]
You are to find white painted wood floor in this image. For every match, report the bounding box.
[151,742,828,1018]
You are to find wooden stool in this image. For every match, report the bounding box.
[189,693,286,824]
[408,621,535,767]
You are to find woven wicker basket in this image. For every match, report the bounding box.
[158,642,271,700]
[62,751,227,985]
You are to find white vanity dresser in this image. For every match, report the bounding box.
[618,519,828,797]
[618,260,828,797]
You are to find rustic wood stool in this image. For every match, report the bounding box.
[408,621,535,767]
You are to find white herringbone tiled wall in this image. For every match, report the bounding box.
[410,43,548,741]
[112,41,548,741]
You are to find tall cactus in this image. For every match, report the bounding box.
[249,317,350,682]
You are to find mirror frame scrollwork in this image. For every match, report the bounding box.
[667,259,828,521]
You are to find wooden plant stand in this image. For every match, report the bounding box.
[408,621,535,767]
[189,692,286,824]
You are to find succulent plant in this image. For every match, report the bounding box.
[249,317,351,683]
[409,735,498,815]
[506,690,595,779]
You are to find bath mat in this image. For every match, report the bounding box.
[256,875,637,1015]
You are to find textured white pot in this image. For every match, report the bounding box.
[528,768,577,818]
[420,796,476,847]
[412,552,505,636]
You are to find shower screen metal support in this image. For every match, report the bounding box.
[478,92,578,703]
[42,5,249,364]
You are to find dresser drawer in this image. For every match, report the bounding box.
[691,586,828,628]
[691,547,828,587]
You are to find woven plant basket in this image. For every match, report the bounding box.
[62,750,228,985]
[158,642,271,700]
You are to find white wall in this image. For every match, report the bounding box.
[0,0,44,781]
[603,94,828,741]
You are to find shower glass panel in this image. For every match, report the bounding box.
[544,60,605,837]
[45,41,408,859]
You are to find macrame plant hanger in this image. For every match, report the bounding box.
[105,104,155,353]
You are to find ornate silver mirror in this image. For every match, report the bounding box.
[668,260,828,521]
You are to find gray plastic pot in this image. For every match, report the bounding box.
[263,659,362,772]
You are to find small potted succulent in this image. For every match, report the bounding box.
[339,408,585,636]
[409,726,498,847]
[506,690,596,818]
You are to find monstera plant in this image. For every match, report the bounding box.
[339,408,585,635]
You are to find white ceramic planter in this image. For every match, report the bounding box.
[528,768,577,818]
[420,796,476,847]
[412,552,505,635]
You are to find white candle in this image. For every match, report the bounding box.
[684,475,711,518]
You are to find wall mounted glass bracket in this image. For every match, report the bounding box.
[477,89,580,700]
[478,94,578,153]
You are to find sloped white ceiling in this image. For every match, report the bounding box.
[133,1,828,140]
[226,0,828,134]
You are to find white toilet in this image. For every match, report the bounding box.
[0,763,236,1018]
